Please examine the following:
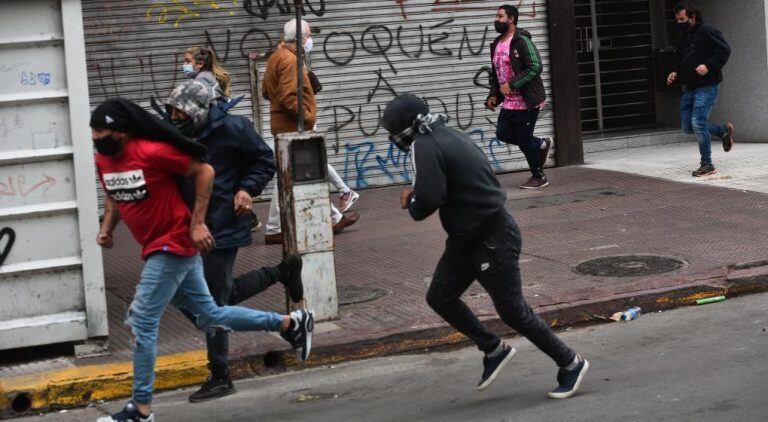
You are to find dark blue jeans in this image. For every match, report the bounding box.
[426,213,575,367]
[680,85,726,165]
[496,108,544,177]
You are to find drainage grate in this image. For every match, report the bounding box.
[338,286,388,306]
[575,255,686,277]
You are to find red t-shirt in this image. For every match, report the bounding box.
[96,139,198,259]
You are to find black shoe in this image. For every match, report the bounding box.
[722,122,735,152]
[278,254,304,303]
[280,309,314,362]
[477,343,516,391]
[188,376,236,403]
[96,400,154,422]
[692,163,716,177]
[548,355,589,399]
[540,137,553,167]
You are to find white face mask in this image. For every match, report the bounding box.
[303,37,314,54]
[182,63,196,77]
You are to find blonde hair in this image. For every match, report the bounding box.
[186,46,232,98]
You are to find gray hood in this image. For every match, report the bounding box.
[165,80,212,133]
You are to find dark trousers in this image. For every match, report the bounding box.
[187,248,281,379]
[426,213,575,367]
[496,108,544,178]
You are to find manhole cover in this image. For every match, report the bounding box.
[574,255,685,277]
[338,286,388,306]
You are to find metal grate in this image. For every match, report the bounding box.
[575,0,657,134]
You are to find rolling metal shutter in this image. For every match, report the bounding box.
[0,0,107,350]
[83,0,553,201]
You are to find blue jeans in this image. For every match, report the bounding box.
[680,85,726,165]
[125,252,283,404]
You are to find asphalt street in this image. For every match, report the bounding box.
[18,293,768,422]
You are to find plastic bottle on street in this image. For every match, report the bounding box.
[610,306,641,322]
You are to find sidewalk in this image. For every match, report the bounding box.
[585,141,768,193]
[4,149,768,415]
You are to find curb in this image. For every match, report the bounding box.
[3,267,768,417]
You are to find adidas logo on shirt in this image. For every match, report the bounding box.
[103,170,149,202]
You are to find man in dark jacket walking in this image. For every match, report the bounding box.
[486,4,551,189]
[165,81,307,403]
[668,1,734,177]
[382,93,588,398]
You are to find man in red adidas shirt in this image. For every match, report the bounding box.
[91,98,313,422]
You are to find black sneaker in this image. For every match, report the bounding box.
[722,122,735,152]
[477,343,516,391]
[548,355,589,399]
[188,376,236,403]
[96,401,154,422]
[692,163,716,177]
[278,254,304,303]
[280,309,314,362]
[540,137,553,167]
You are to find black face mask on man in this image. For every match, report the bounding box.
[494,20,510,34]
[172,118,196,137]
[676,20,692,31]
[94,136,122,156]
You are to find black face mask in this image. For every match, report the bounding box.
[676,20,692,32]
[389,134,413,153]
[494,21,510,34]
[172,118,196,137]
[94,136,122,156]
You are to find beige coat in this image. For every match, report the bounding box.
[262,43,317,136]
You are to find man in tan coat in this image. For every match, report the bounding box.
[262,20,317,135]
[262,18,359,245]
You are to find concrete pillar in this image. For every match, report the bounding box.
[698,0,768,142]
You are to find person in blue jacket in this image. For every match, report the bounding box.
[164,80,308,402]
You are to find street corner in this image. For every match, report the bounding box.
[0,350,209,417]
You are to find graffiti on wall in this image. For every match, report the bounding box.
[0,175,57,197]
[0,227,15,267]
[144,0,327,27]
[88,0,541,188]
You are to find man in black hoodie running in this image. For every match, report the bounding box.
[486,4,551,189]
[382,93,588,399]
[668,1,735,177]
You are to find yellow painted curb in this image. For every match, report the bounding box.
[0,350,209,413]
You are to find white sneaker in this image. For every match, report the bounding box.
[339,190,360,212]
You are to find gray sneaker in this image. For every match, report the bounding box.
[692,164,716,177]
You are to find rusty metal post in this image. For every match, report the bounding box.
[276,133,338,320]
[294,0,305,133]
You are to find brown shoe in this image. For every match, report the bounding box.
[519,176,549,190]
[722,122,735,152]
[265,233,283,245]
[540,137,552,167]
[333,212,360,235]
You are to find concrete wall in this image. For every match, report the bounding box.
[699,0,768,142]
